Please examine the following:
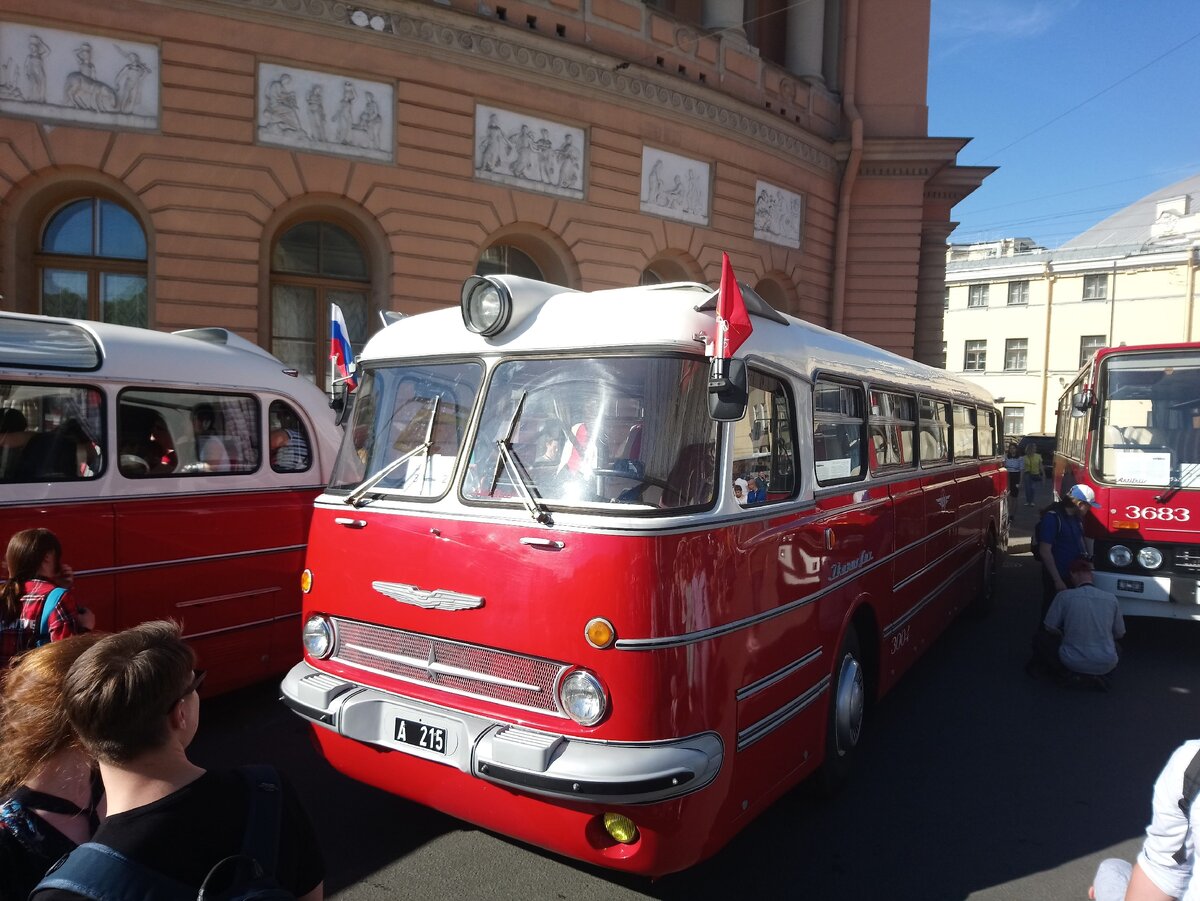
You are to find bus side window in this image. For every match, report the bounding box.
[118,389,260,477]
[867,389,915,473]
[813,378,865,486]
[270,400,313,473]
[1,384,104,482]
[730,371,796,505]
[918,397,950,466]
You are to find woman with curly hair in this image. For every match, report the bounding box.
[0,633,104,901]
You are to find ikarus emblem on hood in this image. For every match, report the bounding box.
[372,581,484,611]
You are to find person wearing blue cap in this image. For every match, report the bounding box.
[1035,484,1099,617]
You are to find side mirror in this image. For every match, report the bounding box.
[708,358,748,422]
[331,383,355,427]
[1071,390,1093,414]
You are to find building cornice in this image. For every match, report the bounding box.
[160,0,838,173]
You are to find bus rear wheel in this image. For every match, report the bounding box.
[814,627,865,795]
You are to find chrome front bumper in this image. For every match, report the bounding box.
[1093,571,1200,621]
[281,661,724,805]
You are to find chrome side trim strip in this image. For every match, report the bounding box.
[737,675,831,751]
[75,544,306,578]
[174,587,279,609]
[736,648,823,702]
[180,611,297,642]
[617,523,988,650]
[883,549,982,639]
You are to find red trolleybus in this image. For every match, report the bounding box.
[1054,342,1200,620]
[281,275,1006,875]
[0,312,340,693]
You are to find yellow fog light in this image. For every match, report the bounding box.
[300,569,313,593]
[584,617,615,649]
[602,812,639,844]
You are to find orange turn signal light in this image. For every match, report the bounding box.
[300,569,313,593]
[585,617,615,649]
[1112,521,1141,531]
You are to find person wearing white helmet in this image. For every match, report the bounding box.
[1035,483,1099,617]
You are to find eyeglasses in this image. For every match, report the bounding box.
[170,668,206,710]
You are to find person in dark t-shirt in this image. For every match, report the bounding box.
[31,621,323,900]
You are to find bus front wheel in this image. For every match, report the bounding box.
[814,628,865,795]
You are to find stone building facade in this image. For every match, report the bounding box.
[0,0,986,387]
[944,174,1200,438]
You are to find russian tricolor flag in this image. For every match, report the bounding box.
[330,304,358,391]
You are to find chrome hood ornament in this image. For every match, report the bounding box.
[371,581,484,611]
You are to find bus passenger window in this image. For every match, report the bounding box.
[270,400,312,473]
[867,390,915,472]
[118,389,260,477]
[731,371,796,504]
[952,404,976,459]
[813,379,865,486]
[918,398,950,466]
[0,383,104,482]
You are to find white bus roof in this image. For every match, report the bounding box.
[0,312,329,406]
[361,280,995,408]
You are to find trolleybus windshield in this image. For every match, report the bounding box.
[1098,351,1200,489]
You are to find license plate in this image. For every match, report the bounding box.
[394,717,446,754]
[1118,580,1144,593]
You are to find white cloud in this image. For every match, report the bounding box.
[932,0,1078,42]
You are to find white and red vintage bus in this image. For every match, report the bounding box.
[281,274,1006,875]
[0,312,340,693]
[1054,342,1200,620]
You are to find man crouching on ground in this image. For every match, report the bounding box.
[1029,558,1126,689]
[32,620,324,900]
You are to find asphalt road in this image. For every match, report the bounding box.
[190,497,1200,900]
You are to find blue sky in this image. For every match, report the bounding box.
[928,0,1200,249]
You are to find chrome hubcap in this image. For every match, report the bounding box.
[833,653,864,757]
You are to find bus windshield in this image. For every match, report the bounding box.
[1098,351,1200,488]
[329,361,483,499]
[463,356,717,512]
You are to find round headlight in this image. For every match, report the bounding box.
[559,669,606,726]
[1137,546,1164,570]
[461,277,511,336]
[302,614,334,659]
[1109,545,1133,567]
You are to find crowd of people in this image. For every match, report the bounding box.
[0,528,324,900]
[1,488,1198,900]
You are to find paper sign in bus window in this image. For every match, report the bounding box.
[1113,450,1170,485]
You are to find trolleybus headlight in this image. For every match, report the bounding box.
[461,276,511,337]
[1137,546,1164,570]
[302,614,334,659]
[559,669,606,726]
[1109,545,1133,567]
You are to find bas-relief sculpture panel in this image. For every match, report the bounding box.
[754,181,803,249]
[257,63,394,163]
[474,105,585,200]
[0,22,158,129]
[640,147,709,226]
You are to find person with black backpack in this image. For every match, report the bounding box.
[31,621,324,901]
[1089,740,1200,901]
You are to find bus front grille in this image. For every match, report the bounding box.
[331,618,568,716]
[1175,548,1200,572]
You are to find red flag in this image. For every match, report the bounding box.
[715,252,752,359]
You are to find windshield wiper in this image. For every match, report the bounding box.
[486,391,551,525]
[495,438,552,525]
[345,397,439,506]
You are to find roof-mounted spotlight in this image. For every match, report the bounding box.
[461,275,513,337]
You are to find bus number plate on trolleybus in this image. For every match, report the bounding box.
[395,717,446,754]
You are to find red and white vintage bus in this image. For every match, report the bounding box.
[1054,342,1200,620]
[0,312,340,693]
[281,274,1006,875]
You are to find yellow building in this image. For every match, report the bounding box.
[0,0,985,389]
[944,174,1200,439]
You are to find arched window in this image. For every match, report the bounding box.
[639,268,663,286]
[37,198,148,326]
[476,244,543,280]
[270,220,372,391]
